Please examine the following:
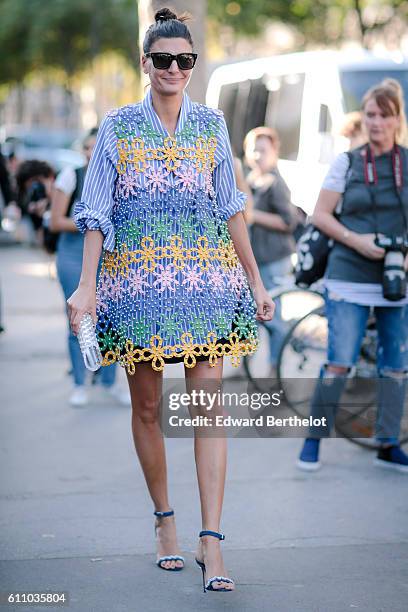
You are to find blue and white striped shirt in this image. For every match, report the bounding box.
[74,89,246,252]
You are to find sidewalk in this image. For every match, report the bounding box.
[0,245,407,612]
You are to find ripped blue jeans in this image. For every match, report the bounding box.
[309,290,407,444]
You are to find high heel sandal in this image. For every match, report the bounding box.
[154,509,185,571]
[195,530,235,592]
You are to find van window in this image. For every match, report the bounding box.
[218,73,305,160]
[218,79,268,156]
[264,73,305,160]
[340,69,408,111]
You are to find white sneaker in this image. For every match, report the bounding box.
[69,385,89,407]
[105,384,131,406]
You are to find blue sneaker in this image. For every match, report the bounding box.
[297,438,321,471]
[374,445,408,474]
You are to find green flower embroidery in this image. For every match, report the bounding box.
[202,119,220,138]
[191,316,207,337]
[177,122,197,143]
[158,316,182,338]
[214,314,230,337]
[233,313,250,338]
[150,215,173,241]
[179,217,196,241]
[203,219,218,242]
[133,318,151,343]
[99,328,118,352]
[139,121,163,145]
[218,222,230,244]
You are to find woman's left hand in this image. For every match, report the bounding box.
[251,283,275,322]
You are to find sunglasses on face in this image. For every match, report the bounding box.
[145,52,197,70]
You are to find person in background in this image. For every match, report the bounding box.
[244,126,297,378]
[340,111,367,150]
[50,128,130,407]
[233,155,254,224]
[297,80,408,473]
[16,160,55,247]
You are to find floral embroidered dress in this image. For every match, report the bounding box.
[74,90,259,372]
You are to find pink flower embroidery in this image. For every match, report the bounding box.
[117,171,140,198]
[207,266,225,292]
[181,265,204,292]
[174,165,199,193]
[144,166,171,194]
[152,263,179,293]
[96,293,108,313]
[227,268,244,293]
[128,268,150,296]
[110,277,123,298]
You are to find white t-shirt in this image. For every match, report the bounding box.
[54,166,77,196]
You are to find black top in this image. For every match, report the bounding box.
[249,168,296,265]
[327,145,408,284]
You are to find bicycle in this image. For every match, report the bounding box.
[277,304,408,449]
[244,281,408,449]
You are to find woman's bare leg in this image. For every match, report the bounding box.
[185,357,234,590]
[126,363,183,569]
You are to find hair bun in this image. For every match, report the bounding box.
[155,8,177,22]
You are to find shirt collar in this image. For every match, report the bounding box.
[141,88,193,137]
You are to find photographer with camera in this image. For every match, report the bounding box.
[297,79,408,473]
[15,160,55,247]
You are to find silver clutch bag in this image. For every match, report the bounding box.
[77,313,103,371]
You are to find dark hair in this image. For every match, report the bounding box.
[143,7,193,53]
[16,159,55,192]
[83,126,98,145]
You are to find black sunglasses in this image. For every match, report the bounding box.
[145,52,197,70]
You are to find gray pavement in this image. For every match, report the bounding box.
[1,245,407,612]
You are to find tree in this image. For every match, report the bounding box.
[0,0,139,86]
[207,0,408,48]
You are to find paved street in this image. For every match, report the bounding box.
[1,245,407,612]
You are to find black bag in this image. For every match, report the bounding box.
[295,153,351,288]
[42,167,86,255]
[295,225,334,287]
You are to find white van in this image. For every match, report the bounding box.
[206,50,408,214]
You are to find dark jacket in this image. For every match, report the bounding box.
[249,168,296,265]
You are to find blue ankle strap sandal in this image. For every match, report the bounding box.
[195,530,235,592]
[154,509,185,571]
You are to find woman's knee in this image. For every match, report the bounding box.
[133,397,161,425]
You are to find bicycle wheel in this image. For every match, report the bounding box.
[277,306,328,416]
[243,286,324,390]
[277,308,408,449]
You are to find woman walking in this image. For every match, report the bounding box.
[67,8,274,592]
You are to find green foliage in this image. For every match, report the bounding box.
[208,0,408,42]
[0,0,139,85]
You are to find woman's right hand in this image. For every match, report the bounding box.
[67,284,97,336]
[351,233,386,260]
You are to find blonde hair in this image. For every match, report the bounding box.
[340,111,363,139]
[362,78,407,145]
[244,126,280,153]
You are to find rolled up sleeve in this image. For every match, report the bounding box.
[213,114,247,222]
[74,113,117,252]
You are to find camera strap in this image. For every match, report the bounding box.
[363,143,408,239]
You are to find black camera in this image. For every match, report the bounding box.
[27,180,47,202]
[375,235,408,301]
